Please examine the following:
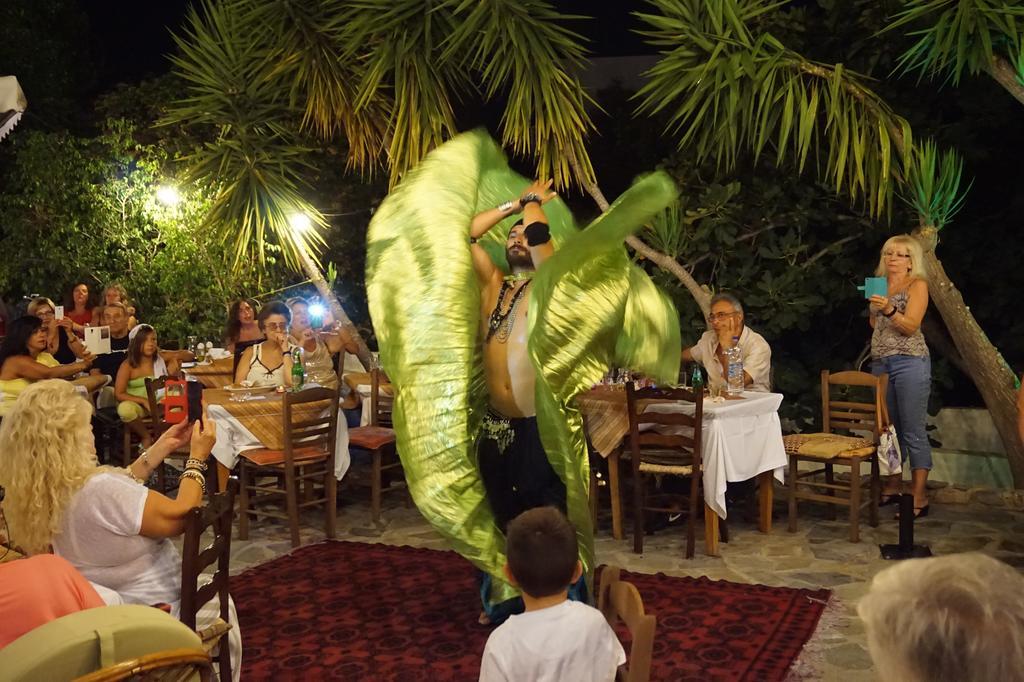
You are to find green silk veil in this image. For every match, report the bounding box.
[366,130,680,606]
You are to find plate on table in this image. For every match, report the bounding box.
[223,384,275,393]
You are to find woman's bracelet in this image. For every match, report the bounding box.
[185,458,208,472]
[179,469,206,493]
[125,466,145,484]
[883,307,897,318]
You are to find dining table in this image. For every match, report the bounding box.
[183,355,235,389]
[204,386,351,481]
[577,386,788,556]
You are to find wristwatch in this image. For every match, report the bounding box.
[520,192,541,206]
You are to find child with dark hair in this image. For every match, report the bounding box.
[479,507,625,681]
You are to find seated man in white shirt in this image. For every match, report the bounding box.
[479,507,625,682]
[682,292,772,392]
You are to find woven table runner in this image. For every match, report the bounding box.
[185,356,235,389]
[206,389,331,450]
[576,387,665,457]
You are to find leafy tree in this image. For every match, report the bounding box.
[0,115,292,344]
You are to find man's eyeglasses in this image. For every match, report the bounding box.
[883,251,911,259]
[708,312,738,321]
[264,323,289,331]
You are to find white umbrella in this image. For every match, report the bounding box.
[0,75,27,142]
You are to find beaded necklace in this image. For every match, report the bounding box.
[486,279,531,343]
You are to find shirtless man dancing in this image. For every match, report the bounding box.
[470,180,576,620]
[470,179,560,529]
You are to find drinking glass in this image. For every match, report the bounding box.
[187,335,197,356]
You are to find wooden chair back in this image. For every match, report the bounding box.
[282,385,341,466]
[625,383,703,471]
[144,376,170,434]
[821,370,889,442]
[72,647,212,682]
[180,478,236,682]
[368,368,393,427]
[597,566,656,682]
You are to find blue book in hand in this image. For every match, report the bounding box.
[857,277,887,299]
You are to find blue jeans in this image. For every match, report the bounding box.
[872,355,932,471]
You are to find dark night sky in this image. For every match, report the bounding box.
[77,1,653,88]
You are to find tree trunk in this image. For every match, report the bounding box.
[989,56,1024,108]
[571,157,713,317]
[296,247,374,370]
[913,226,1024,487]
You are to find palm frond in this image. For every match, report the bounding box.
[445,0,600,189]
[235,0,391,174]
[163,0,326,271]
[333,0,466,187]
[634,0,913,219]
[902,139,971,229]
[882,0,1024,85]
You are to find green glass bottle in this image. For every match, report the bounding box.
[690,363,704,389]
[291,347,305,391]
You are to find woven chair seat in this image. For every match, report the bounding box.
[240,445,328,467]
[639,462,694,476]
[348,425,396,450]
[783,433,875,459]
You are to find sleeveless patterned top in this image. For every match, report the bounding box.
[871,290,929,359]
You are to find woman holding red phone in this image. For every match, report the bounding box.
[0,380,242,679]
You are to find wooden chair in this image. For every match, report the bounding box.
[625,382,705,559]
[73,647,212,681]
[785,370,888,542]
[181,478,236,682]
[237,386,339,548]
[598,566,656,682]
[346,368,404,522]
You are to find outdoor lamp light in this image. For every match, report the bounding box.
[289,212,313,233]
[156,185,181,206]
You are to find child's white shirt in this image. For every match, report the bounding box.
[479,600,626,682]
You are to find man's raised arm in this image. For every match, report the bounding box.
[470,199,521,286]
[520,179,557,268]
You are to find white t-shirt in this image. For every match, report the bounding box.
[689,325,772,392]
[53,472,182,611]
[479,600,626,682]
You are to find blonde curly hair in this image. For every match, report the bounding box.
[0,380,106,554]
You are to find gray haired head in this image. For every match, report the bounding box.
[709,292,743,315]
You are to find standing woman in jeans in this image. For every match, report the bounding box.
[869,235,931,518]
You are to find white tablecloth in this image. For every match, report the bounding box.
[645,391,787,519]
[208,400,351,480]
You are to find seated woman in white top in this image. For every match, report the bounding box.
[0,380,242,681]
[285,297,360,389]
[234,301,295,389]
[682,292,772,392]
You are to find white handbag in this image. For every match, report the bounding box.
[878,424,903,476]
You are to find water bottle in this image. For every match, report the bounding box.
[291,347,305,390]
[726,336,744,396]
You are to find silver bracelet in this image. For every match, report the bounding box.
[497,200,516,212]
[124,466,144,484]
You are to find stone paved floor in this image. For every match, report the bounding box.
[214,484,1024,681]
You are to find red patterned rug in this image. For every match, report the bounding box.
[231,541,830,681]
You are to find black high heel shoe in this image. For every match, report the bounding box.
[895,504,930,520]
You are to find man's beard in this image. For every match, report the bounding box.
[506,247,533,271]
